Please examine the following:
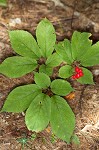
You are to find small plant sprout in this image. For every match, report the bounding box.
[30,133,37,140]
[17,137,28,150]
[17,133,37,150]
[0,18,99,144]
[50,133,58,143]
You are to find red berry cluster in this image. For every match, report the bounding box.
[72,67,84,79]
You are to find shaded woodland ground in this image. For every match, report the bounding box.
[0,0,99,149]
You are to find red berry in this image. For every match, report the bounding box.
[72,75,76,79]
[75,67,82,73]
[79,72,84,77]
[75,73,80,79]
[75,67,79,72]
[78,68,83,73]
[72,66,84,79]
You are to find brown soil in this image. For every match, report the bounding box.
[0,0,99,150]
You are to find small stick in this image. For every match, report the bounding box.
[79,84,88,117]
[71,0,78,30]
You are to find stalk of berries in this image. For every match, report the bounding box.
[72,66,84,79]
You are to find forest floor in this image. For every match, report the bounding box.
[0,0,99,149]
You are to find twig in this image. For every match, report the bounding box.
[78,84,88,117]
[71,0,78,30]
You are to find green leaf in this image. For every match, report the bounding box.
[46,53,62,67]
[0,56,37,78]
[9,30,41,59]
[39,64,53,76]
[36,18,56,58]
[0,0,7,7]
[81,57,99,67]
[25,93,51,132]
[59,65,73,78]
[71,31,92,60]
[77,67,94,84]
[55,39,73,64]
[71,134,80,145]
[34,72,51,89]
[39,53,61,76]
[1,84,41,113]
[50,96,75,143]
[51,79,73,96]
[80,41,99,66]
